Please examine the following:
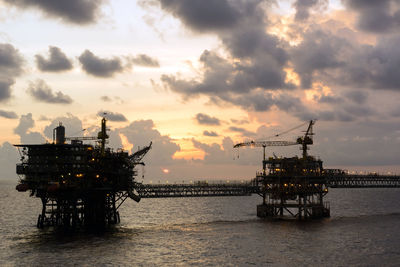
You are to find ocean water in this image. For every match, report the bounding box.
[1,181,400,266]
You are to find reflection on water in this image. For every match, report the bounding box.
[1,182,400,266]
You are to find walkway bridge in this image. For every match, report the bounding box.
[135,182,257,198]
[326,174,400,188]
[135,174,400,199]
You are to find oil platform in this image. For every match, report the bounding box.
[15,119,400,228]
[234,120,329,219]
[15,118,151,229]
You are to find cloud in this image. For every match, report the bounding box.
[130,54,160,67]
[97,110,127,122]
[0,110,18,119]
[78,50,127,77]
[315,120,400,166]
[290,29,348,89]
[0,43,24,76]
[0,142,19,180]
[231,118,249,125]
[14,113,46,144]
[339,35,400,90]
[2,0,106,25]
[100,95,112,102]
[35,46,73,72]
[345,90,368,105]
[195,113,220,125]
[157,0,240,32]
[0,43,24,102]
[0,80,15,102]
[120,120,180,165]
[203,130,218,137]
[344,0,400,33]
[27,79,73,104]
[293,0,328,21]
[153,0,398,126]
[191,137,235,164]
[228,126,256,137]
[157,1,296,116]
[43,113,84,140]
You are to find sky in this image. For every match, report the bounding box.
[1,0,400,181]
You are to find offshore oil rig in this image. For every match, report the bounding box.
[233,120,330,219]
[15,118,151,229]
[15,119,400,228]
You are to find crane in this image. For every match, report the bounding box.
[233,120,316,174]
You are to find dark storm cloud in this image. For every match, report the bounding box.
[161,50,234,96]
[317,95,343,104]
[158,0,240,32]
[78,50,126,78]
[27,79,73,104]
[158,1,294,115]
[3,0,105,25]
[0,43,24,101]
[35,46,73,72]
[0,110,18,119]
[293,0,328,21]
[290,29,348,89]
[203,130,218,137]
[162,47,292,101]
[97,110,127,122]
[0,80,14,102]
[0,43,24,76]
[344,0,400,33]
[195,113,220,125]
[340,35,400,90]
[289,26,400,92]
[154,0,398,124]
[345,90,368,104]
[130,54,160,67]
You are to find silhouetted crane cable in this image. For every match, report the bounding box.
[273,121,309,138]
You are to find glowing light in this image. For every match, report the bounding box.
[162,168,169,174]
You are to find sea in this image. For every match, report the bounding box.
[1,180,400,266]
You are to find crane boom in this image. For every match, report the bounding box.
[233,140,297,148]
